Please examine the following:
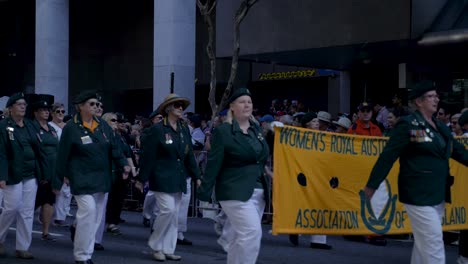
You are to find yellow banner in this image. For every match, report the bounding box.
[272,126,468,235]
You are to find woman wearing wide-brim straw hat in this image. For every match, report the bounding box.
[138,93,201,262]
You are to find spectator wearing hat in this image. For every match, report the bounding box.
[198,88,270,264]
[459,110,468,137]
[31,100,60,242]
[149,110,163,124]
[333,116,352,134]
[317,111,332,131]
[301,112,319,130]
[279,114,293,126]
[54,91,130,264]
[347,102,382,136]
[0,92,46,259]
[365,80,468,263]
[138,93,201,262]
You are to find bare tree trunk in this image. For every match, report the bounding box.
[218,0,259,114]
[198,0,259,120]
[197,0,218,120]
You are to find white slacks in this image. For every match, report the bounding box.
[143,191,160,220]
[73,193,107,261]
[148,192,181,254]
[404,202,445,264]
[219,189,265,264]
[178,178,191,240]
[55,183,72,221]
[95,193,109,244]
[0,178,38,251]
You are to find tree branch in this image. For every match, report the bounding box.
[218,0,259,112]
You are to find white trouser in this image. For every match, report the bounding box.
[73,193,107,261]
[0,188,4,209]
[218,214,234,252]
[148,192,182,254]
[0,178,38,251]
[404,202,445,264]
[178,178,191,240]
[143,191,160,220]
[95,193,109,244]
[219,189,265,264]
[310,235,327,244]
[55,183,72,221]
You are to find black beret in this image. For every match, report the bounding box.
[31,100,51,111]
[300,112,317,126]
[73,90,102,104]
[459,111,468,127]
[149,110,159,119]
[408,80,436,100]
[228,88,251,103]
[6,92,25,108]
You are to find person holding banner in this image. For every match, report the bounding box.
[197,88,270,264]
[364,80,468,264]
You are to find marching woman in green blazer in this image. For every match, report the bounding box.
[364,81,468,264]
[198,88,270,264]
[0,93,45,259]
[138,94,201,262]
[54,91,130,264]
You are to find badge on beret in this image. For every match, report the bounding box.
[411,120,418,126]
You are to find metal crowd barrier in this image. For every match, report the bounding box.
[189,150,273,221]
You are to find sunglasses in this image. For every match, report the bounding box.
[173,102,184,109]
[55,110,65,114]
[360,109,372,113]
[110,119,117,122]
[437,112,445,116]
[88,101,101,107]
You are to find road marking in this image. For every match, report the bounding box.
[9,228,64,237]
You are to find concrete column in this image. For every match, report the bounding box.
[328,71,350,116]
[35,0,69,110]
[153,0,196,111]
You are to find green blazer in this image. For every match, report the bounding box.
[367,110,468,206]
[54,114,127,195]
[0,117,45,185]
[139,118,200,193]
[31,119,59,182]
[197,119,270,204]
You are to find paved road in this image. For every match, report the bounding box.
[0,209,460,264]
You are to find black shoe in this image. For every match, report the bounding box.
[87,260,94,264]
[70,225,76,242]
[119,218,126,223]
[368,236,387,246]
[94,243,104,251]
[177,238,193,245]
[75,261,88,264]
[310,242,332,250]
[289,234,299,246]
[143,217,151,228]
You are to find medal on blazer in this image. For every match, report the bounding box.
[257,133,264,141]
[6,127,14,141]
[165,133,173,144]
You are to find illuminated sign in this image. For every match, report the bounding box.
[259,69,316,80]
